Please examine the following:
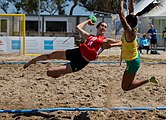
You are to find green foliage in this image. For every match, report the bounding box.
[78,0,119,14]
[1,0,161,15]
[13,0,39,14]
[41,0,67,15]
[0,0,9,13]
[23,0,38,14]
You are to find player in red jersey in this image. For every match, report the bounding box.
[23,19,118,78]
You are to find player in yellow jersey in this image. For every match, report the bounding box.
[162,27,166,51]
[111,0,158,91]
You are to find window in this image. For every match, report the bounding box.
[26,21,38,31]
[0,19,7,32]
[46,21,67,32]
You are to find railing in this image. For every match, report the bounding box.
[26,31,77,37]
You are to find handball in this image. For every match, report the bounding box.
[87,15,97,23]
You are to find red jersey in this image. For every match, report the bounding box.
[79,35,105,61]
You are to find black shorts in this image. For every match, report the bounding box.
[150,38,157,44]
[66,48,89,72]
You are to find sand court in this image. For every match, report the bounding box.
[0,52,165,119]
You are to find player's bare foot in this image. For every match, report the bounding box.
[23,60,36,69]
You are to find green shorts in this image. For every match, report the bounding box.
[125,52,140,74]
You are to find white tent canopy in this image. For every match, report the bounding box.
[135,0,166,17]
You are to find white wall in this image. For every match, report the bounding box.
[0,36,75,54]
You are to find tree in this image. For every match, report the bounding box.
[67,0,97,15]
[0,0,10,13]
[67,0,125,15]
[78,0,119,15]
[67,0,78,15]
[41,0,68,15]
[95,0,118,14]
[67,0,162,15]
[0,0,161,15]
[14,0,38,14]
[0,0,66,15]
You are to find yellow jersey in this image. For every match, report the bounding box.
[163,32,166,38]
[121,31,138,61]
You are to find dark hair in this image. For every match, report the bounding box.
[96,21,107,29]
[126,15,138,28]
[142,33,147,37]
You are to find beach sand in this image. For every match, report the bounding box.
[0,49,165,120]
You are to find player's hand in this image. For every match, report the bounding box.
[87,19,95,26]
